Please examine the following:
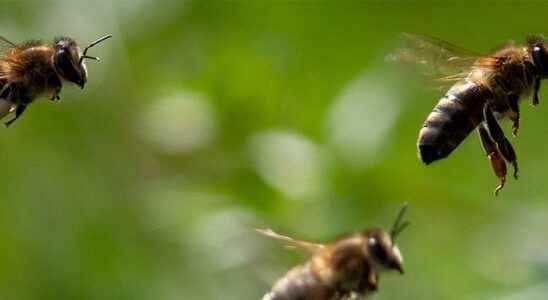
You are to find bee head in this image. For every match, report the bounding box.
[366,230,404,274]
[528,35,548,77]
[53,34,112,89]
[366,203,410,274]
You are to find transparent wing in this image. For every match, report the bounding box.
[387,33,481,87]
[256,228,324,254]
[0,36,16,56]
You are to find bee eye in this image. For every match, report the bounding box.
[532,46,548,75]
[368,237,387,263]
[55,48,73,70]
[54,46,85,87]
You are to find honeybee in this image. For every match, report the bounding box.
[390,33,548,195]
[0,34,112,126]
[258,204,410,300]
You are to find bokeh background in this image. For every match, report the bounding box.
[1,1,548,299]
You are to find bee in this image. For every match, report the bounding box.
[0,34,112,126]
[391,33,548,195]
[258,204,410,300]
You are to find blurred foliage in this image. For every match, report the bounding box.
[0,1,548,299]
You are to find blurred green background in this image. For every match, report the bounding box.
[1,1,548,299]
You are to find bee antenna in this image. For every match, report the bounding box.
[79,34,112,64]
[82,55,100,61]
[390,202,410,241]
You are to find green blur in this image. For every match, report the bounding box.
[1,1,548,300]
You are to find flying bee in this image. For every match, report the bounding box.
[0,34,112,126]
[258,204,410,300]
[390,33,548,195]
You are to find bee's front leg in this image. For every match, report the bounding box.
[365,271,378,292]
[50,88,61,101]
[478,125,507,195]
[341,292,362,300]
[508,92,520,136]
[47,75,62,101]
[5,104,27,127]
[483,103,518,180]
[532,77,541,106]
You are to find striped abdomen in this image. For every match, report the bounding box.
[263,263,333,300]
[418,80,490,164]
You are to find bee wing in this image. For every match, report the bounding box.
[256,228,325,254]
[387,33,481,88]
[0,36,16,56]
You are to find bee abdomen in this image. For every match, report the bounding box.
[418,81,486,164]
[264,263,332,300]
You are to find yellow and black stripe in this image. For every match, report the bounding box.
[418,80,490,164]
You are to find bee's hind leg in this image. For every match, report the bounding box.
[483,103,519,180]
[478,125,507,196]
[508,92,520,137]
[5,104,27,127]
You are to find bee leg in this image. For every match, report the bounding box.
[483,103,518,180]
[0,83,15,104]
[4,104,27,127]
[532,77,540,106]
[50,93,60,101]
[478,125,507,196]
[0,83,11,99]
[365,271,378,292]
[50,87,61,101]
[508,92,520,137]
